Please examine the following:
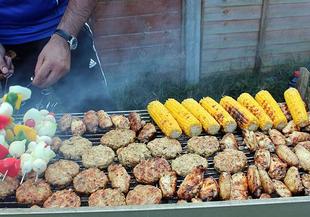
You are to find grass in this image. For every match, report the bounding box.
[111,61,310,110]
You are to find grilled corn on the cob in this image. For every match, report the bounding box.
[165,99,202,137]
[182,98,220,135]
[200,97,237,133]
[238,93,273,131]
[147,100,182,138]
[284,88,308,127]
[220,96,259,131]
[255,90,287,130]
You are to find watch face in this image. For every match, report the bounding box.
[69,37,78,50]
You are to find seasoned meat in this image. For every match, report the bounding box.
[230,172,248,200]
[100,129,136,150]
[282,120,299,134]
[133,158,171,184]
[284,166,303,194]
[219,172,231,200]
[108,164,130,193]
[88,189,126,207]
[177,200,188,204]
[147,137,182,159]
[97,110,113,129]
[73,168,108,194]
[199,177,219,201]
[259,193,271,199]
[276,145,299,166]
[128,112,143,132]
[0,176,19,198]
[60,136,92,160]
[83,110,99,133]
[255,132,275,152]
[254,149,271,170]
[191,198,203,203]
[278,102,292,121]
[273,180,292,197]
[287,131,310,145]
[117,143,152,167]
[269,129,287,146]
[171,153,208,177]
[298,141,310,152]
[30,205,41,208]
[268,155,287,180]
[82,145,115,169]
[16,179,52,205]
[126,185,162,205]
[247,165,262,198]
[43,189,81,208]
[214,149,247,174]
[258,168,274,194]
[45,160,80,187]
[159,171,177,198]
[301,174,310,195]
[71,118,86,136]
[137,123,156,143]
[111,115,130,129]
[243,130,258,152]
[50,136,62,152]
[187,136,220,157]
[294,144,310,172]
[58,113,72,132]
[220,133,238,150]
[177,166,205,200]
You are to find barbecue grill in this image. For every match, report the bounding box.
[1,110,310,217]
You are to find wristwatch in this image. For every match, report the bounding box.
[54,29,78,50]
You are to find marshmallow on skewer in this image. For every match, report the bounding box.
[32,159,47,182]
[9,140,26,158]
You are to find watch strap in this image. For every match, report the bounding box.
[54,29,72,42]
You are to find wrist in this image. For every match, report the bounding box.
[50,34,70,50]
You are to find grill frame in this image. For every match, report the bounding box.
[1,110,310,216]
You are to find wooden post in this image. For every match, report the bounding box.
[183,0,202,85]
[254,0,270,73]
[297,67,310,108]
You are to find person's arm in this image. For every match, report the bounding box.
[0,44,14,76]
[33,0,97,88]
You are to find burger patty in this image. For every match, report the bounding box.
[45,160,80,187]
[126,185,162,205]
[187,136,220,157]
[60,136,92,160]
[171,153,208,176]
[214,149,247,174]
[147,137,182,159]
[43,189,81,208]
[133,158,171,184]
[73,168,109,194]
[100,129,136,150]
[0,177,19,198]
[16,179,52,205]
[88,189,126,207]
[82,145,115,169]
[117,143,152,167]
[108,164,131,193]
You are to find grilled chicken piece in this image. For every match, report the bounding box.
[298,141,310,152]
[111,115,130,129]
[191,198,203,203]
[282,120,300,134]
[220,133,238,150]
[128,112,143,133]
[108,164,130,193]
[268,129,286,146]
[137,123,156,143]
[255,132,275,152]
[50,137,62,152]
[287,131,310,145]
[278,102,292,121]
[177,200,188,204]
[259,193,271,199]
[159,171,177,198]
[284,166,303,194]
[219,172,231,200]
[230,172,248,200]
[254,149,271,170]
[177,166,205,200]
[268,155,287,180]
[83,110,99,133]
[294,144,310,172]
[276,145,299,166]
[97,110,113,129]
[71,118,86,136]
[301,174,310,196]
[273,180,292,197]
[258,168,274,194]
[243,130,258,152]
[59,113,73,132]
[247,165,262,198]
[199,177,219,201]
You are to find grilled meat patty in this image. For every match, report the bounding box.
[82,145,115,169]
[58,113,73,132]
[214,149,247,174]
[100,129,136,150]
[126,185,162,205]
[117,143,152,167]
[50,136,62,152]
[60,136,92,160]
[43,189,81,208]
[147,137,182,159]
[108,164,131,193]
[187,136,220,158]
[83,110,99,133]
[0,177,19,198]
[88,189,126,207]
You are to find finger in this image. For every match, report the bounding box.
[43,70,63,88]
[35,52,45,74]
[32,61,52,88]
[4,56,14,75]
[0,58,8,74]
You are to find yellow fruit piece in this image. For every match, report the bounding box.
[15,94,23,110]
[13,125,37,141]
[5,129,15,142]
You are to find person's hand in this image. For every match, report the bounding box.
[0,44,14,77]
[33,34,71,88]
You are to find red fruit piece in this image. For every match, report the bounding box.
[0,144,9,159]
[25,119,36,128]
[7,159,21,177]
[0,115,10,130]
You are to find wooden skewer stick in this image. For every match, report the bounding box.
[1,170,8,181]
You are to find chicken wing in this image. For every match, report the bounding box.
[283,166,303,194]
[230,172,248,200]
[199,177,219,201]
[247,165,262,198]
[268,155,287,180]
